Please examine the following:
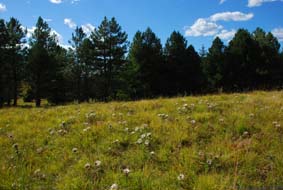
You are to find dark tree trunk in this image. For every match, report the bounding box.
[13,82,17,106]
[0,97,3,108]
[36,98,41,107]
[7,98,11,106]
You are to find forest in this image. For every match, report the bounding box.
[0,16,283,107]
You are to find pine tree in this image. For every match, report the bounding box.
[6,17,26,106]
[164,31,188,95]
[90,17,128,100]
[0,19,8,107]
[253,28,281,88]
[128,28,163,98]
[205,37,225,90]
[27,17,57,107]
[69,27,87,102]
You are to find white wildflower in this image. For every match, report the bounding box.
[110,183,118,190]
[72,148,78,153]
[207,159,212,165]
[177,173,185,181]
[95,160,101,167]
[140,134,146,139]
[84,163,91,169]
[137,138,143,144]
[123,168,131,176]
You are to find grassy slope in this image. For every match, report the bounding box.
[0,91,283,190]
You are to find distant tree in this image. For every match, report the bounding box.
[47,45,71,104]
[0,19,9,107]
[252,28,281,88]
[27,17,58,107]
[6,17,26,106]
[120,31,143,99]
[224,29,259,91]
[164,31,188,95]
[280,51,283,87]
[90,17,128,100]
[69,27,87,102]
[128,28,163,98]
[186,45,203,93]
[199,45,207,59]
[204,37,225,91]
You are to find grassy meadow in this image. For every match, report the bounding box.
[0,91,283,190]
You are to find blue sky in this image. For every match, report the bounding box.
[0,0,282,50]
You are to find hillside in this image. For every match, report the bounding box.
[0,91,283,190]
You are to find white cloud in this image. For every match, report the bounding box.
[185,11,252,38]
[215,29,236,40]
[64,18,77,29]
[49,0,62,4]
[82,23,95,35]
[248,0,283,7]
[51,29,63,43]
[26,26,36,38]
[210,12,254,22]
[60,44,73,49]
[0,3,7,12]
[44,18,53,22]
[71,0,80,4]
[272,28,283,42]
[49,0,81,4]
[185,18,223,37]
[24,26,63,43]
[219,0,226,4]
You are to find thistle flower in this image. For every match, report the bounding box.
[49,129,55,135]
[94,160,101,167]
[142,124,149,128]
[243,131,249,138]
[140,134,146,139]
[207,159,212,165]
[84,163,91,169]
[83,127,91,132]
[113,139,119,144]
[110,183,118,190]
[72,148,78,153]
[123,168,130,176]
[137,138,143,144]
[60,121,66,128]
[150,151,155,156]
[144,140,150,146]
[34,169,41,175]
[177,173,185,181]
[37,147,43,154]
[12,143,18,149]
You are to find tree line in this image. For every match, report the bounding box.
[0,16,283,107]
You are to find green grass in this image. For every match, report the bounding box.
[1,91,283,190]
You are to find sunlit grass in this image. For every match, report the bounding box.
[0,91,283,189]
